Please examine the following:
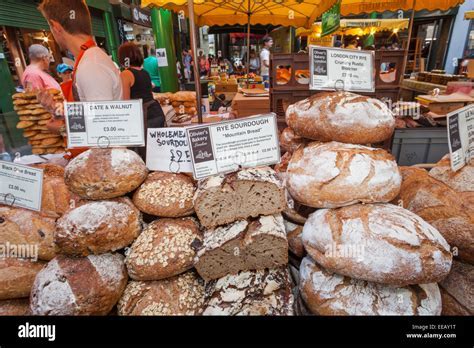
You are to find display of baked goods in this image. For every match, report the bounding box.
[169,91,197,117]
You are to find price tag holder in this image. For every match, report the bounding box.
[146,127,193,173]
[186,113,280,180]
[0,161,43,211]
[64,99,145,148]
[309,46,375,92]
[447,104,474,171]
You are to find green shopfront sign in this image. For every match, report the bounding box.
[321,0,340,37]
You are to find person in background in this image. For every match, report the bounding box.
[183,49,192,82]
[334,40,343,48]
[22,44,61,91]
[260,36,273,85]
[346,39,358,50]
[248,49,260,74]
[143,48,161,93]
[198,50,209,77]
[56,63,73,83]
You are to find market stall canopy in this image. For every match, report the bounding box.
[208,24,276,35]
[339,0,465,16]
[465,10,474,20]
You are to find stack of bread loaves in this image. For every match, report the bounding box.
[169,91,197,123]
[282,91,453,315]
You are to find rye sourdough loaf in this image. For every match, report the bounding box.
[285,91,395,144]
[30,253,127,315]
[279,127,306,154]
[302,203,452,286]
[0,298,31,315]
[132,171,195,217]
[299,256,442,315]
[202,267,294,315]
[438,261,473,315]
[283,219,305,258]
[64,148,148,200]
[398,167,473,264]
[117,271,205,315]
[195,214,288,281]
[194,166,286,229]
[286,142,401,208]
[125,217,202,280]
[0,258,46,300]
[55,197,142,256]
[429,155,474,192]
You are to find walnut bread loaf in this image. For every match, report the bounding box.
[195,214,288,281]
[194,167,286,229]
[0,258,46,300]
[302,203,452,286]
[285,91,395,144]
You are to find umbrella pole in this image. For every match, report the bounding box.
[400,0,416,84]
[188,0,203,123]
[246,0,251,77]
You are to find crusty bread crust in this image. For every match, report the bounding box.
[0,258,46,300]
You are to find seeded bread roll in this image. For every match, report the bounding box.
[55,197,142,256]
[429,155,474,192]
[299,256,442,315]
[125,218,202,280]
[30,253,127,315]
[287,142,401,208]
[303,203,452,286]
[194,167,286,229]
[195,214,288,281]
[117,271,205,315]
[64,148,148,200]
[0,298,31,315]
[0,258,46,300]
[132,172,195,217]
[283,219,305,258]
[285,91,395,144]
[279,127,306,154]
[203,267,294,315]
[439,261,473,315]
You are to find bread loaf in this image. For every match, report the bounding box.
[439,261,473,315]
[133,172,195,217]
[0,298,31,315]
[0,258,46,300]
[429,155,474,192]
[302,203,452,286]
[440,288,471,315]
[30,253,127,315]
[195,214,288,281]
[55,197,142,256]
[287,142,401,208]
[170,91,196,102]
[283,219,305,258]
[299,256,442,315]
[285,91,395,144]
[65,148,148,200]
[279,127,306,154]
[203,267,294,315]
[125,218,201,280]
[118,271,205,315]
[194,167,286,229]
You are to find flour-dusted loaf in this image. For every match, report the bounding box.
[125,218,202,280]
[285,91,395,144]
[398,167,473,264]
[283,219,305,258]
[55,197,142,256]
[0,258,46,300]
[439,261,473,315]
[299,256,442,315]
[429,155,474,192]
[195,214,288,281]
[203,267,294,315]
[0,298,31,315]
[0,206,56,260]
[302,203,452,286]
[117,271,205,315]
[64,148,148,200]
[194,167,286,229]
[286,142,401,208]
[133,171,195,217]
[279,127,306,154]
[30,253,127,315]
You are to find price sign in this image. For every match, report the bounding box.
[0,161,43,211]
[447,104,474,171]
[64,100,145,148]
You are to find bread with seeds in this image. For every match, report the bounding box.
[133,171,195,217]
[125,218,202,280]
[0,258,47,300]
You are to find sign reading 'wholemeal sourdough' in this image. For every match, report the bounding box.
[447,104,474,171]
[186,114,280,179]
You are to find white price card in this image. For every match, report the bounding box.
[186,113,280,180]
[447,104,474,172]
[64,100,145,148]
[0,161,43,211]
[309,46,375,92]
[146,127,193,173]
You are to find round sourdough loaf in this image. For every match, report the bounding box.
[429,155,474,192]
[0,258,46,300]
[132,171,195,217]
[64,148,148,200]
[285,91,395,144]
[30,253,127,315]
[55,197,142,256]
[286,142,401,208]
[117,271,205,315]
[302,203,452,286]
[125,217,202,280]
[299,256,442,315]
[279,127,306,154]
[283,219,305,258]
[0,298,31,315]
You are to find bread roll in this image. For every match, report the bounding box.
[287,142,401,208]
[170,91,196,102]
[30,253,127,315]
[0,298,31,315]
[299,256,442,315]
[133,172,195,217]
[279,127,306,154]
[64,148,148,200]
[283,219,305,258]
[439,261,473,315]
[285,91,395,144]
[0,258,46,300]
[302,203,452,286]
[429,155,474,192]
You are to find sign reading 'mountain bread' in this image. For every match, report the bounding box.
[447,104,474,171]
[309,46,375,92]
[186,114,280,180]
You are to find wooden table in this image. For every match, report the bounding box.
[400,79,447,101]
[231,92,270,118]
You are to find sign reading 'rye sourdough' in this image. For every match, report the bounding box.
[64,100,145,148]
[447,104,474,171]
[186,114,280,180]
